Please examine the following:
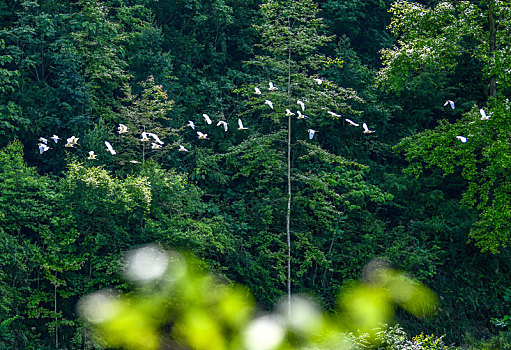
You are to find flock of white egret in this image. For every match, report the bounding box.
[36,78,378,159]
[36,79,486,159]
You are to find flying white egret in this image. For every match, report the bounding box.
[444,100,455,109]
[480,108,489,120]
[238,119,248,130]
[105,141,116,155]
[141,132,150,142]
[254,87,261,95]
[296,111,308,119]
[151,142,162,150]
[38,143,50,154]
[51,135,60,143]
[313,78,323,85]
[117,124,129,134]
[327,111,341,118]
[307,129,316,139]
[65,136,79,147]
[68,136,79,144]
[297,100,305,111]
[39,137,48,144]
[268,82,278,91]
[146,132,164,145]
[178,145,189,152]
[130,160,140,164]
[362,123,375,134]
[265,100,274,109]
[203,114,212,125]
[456,135,467,143]
[197,131,208,139]
[87,151,97,160]
[217,120,228,132]
[187,120,196,130]
[345,119,359,127]
[285,109,295,116]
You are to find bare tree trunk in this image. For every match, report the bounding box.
[55,275,58,349]
[286,20,292,315]
[489,0,497,98]
[142,126,146,167]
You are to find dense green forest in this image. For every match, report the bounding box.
[0,0,510,348]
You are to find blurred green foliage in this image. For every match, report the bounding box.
[79,247,437,350]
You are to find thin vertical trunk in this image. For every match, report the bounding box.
[142,142,146,166]
[286,27,292,314]
[55,275,58,349]
[489,0,497,98]
[142,125,146,167]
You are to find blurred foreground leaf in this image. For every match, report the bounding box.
[79,246,437,350]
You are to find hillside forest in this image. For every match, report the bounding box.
[0,0,510,348]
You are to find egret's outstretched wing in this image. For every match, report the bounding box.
[238,119,248,130]
[362,123,374,134]
[285,109,295,116]
[105,141,116,155]
[203,114,212,125]
[217,120,228,132]
[480,108,489,120]
[345,119,359,127]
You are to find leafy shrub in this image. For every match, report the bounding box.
[350,325,453,350]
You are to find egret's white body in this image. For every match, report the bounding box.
[118,124,129,134]
[254,87,261,95]
[67,136,79,144]
[297,100,305,111]
[238,119,248,130]
[141,132,150,142]
[217,120,228,132]
[105,141,116,155]
[88,151,97,160]
[146,132,164,145]
[444,100,455,109]
[65,136,79,147]
[151,142,162,150]
[51,135,60,143]
[178,145,189,152]
[297,111,308,119]
[268,82,278,91]
[328,111,341,118]
[197,131,208,139]
[362,123,374,134]
[307,129,316,140]
[265,100,274,109]
[38,143,50,154]
[345,119,359,127]
[313,78,323,85]
[130,160,140,164]
[456,135,467,143]
[285,109,295,116]
[203,114,212,125]
[39,137,48,144]
[187,121,196,130]
[480,108,489,120]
